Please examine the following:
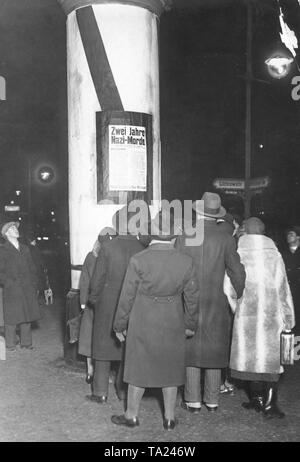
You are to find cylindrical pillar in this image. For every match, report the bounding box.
[58,0,171,288]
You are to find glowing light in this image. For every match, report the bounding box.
[15,190,21,196]
[38,166,55,183]
[10,200,14,205]
[265,55,293,79]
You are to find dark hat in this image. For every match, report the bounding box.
[244,217,265,235]
[97,226,116,243]
[113,204,151,236]
[1,221,19,238]
[193,192,226,218]
[151,209,182,241]
[285,226,300,237]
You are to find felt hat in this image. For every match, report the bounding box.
[193,192,226,218]
[1,221,19,238]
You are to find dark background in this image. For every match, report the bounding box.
[0,0,300,251]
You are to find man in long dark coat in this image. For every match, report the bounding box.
[282,227,300,333]
[176,192,246,412]
[0,222,40,351]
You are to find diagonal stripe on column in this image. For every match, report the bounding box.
[76,6,124,111]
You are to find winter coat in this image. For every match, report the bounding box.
[0,241,40,325]
[176,219,246,368]
[28,244,47,291]
[228,235,295,375]
[114,242,199,388]
[79,252,97,306]
[0,287,3,327]
[78,251,97,357]
[89,235,144,361]
[282,246,300,331]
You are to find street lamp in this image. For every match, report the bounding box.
[38,166,55,184]
[243,2,295,219]
[265,54,294,79]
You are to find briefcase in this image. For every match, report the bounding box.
[280,331,294,365]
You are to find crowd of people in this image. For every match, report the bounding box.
[76,192,296,431]
[0,192,297,431]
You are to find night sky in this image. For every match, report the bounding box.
[1,0,300,241]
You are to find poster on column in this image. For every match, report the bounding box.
[108,125,147,191]
[96,111,153,204]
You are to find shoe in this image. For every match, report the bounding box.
[163,418,178,431]
[242,381,264,413]
[6,346,17,352]
[181,401,201,414]
[220,384,235,394]
[263,385,285,419]
[205,404,218,412]
[21,345,34,350]
[264,403,285,419]
[242,397,264,412]
[85,394,107,404]
[85,374,93,384]
[111,414,139,428]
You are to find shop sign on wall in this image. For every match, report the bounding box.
[108,125,147,192]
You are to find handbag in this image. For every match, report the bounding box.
[280,331,294,365]
[67,313,82,344]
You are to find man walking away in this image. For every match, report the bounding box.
[177,192,245,413]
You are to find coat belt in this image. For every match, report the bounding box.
[139,293,181,303]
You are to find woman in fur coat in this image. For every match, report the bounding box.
[225,217,295,419]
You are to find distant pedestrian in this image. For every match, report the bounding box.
[282,226,300,333]
[111,210,199,430]
[78,227,115,385]
[226,217,295,419]
[26,232,50,302]
[176,192,246,413]
[0,222,40,351]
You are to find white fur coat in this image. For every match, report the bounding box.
[224,235,295,374]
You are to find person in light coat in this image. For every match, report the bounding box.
[225,217,295,419]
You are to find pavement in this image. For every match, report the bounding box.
[0,296,300,442]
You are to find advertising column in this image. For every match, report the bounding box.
[57,0,171,289]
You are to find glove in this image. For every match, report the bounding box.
[116,331,127,342]
[185,329,195,338]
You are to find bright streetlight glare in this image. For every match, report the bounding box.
[265,55,294,79]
